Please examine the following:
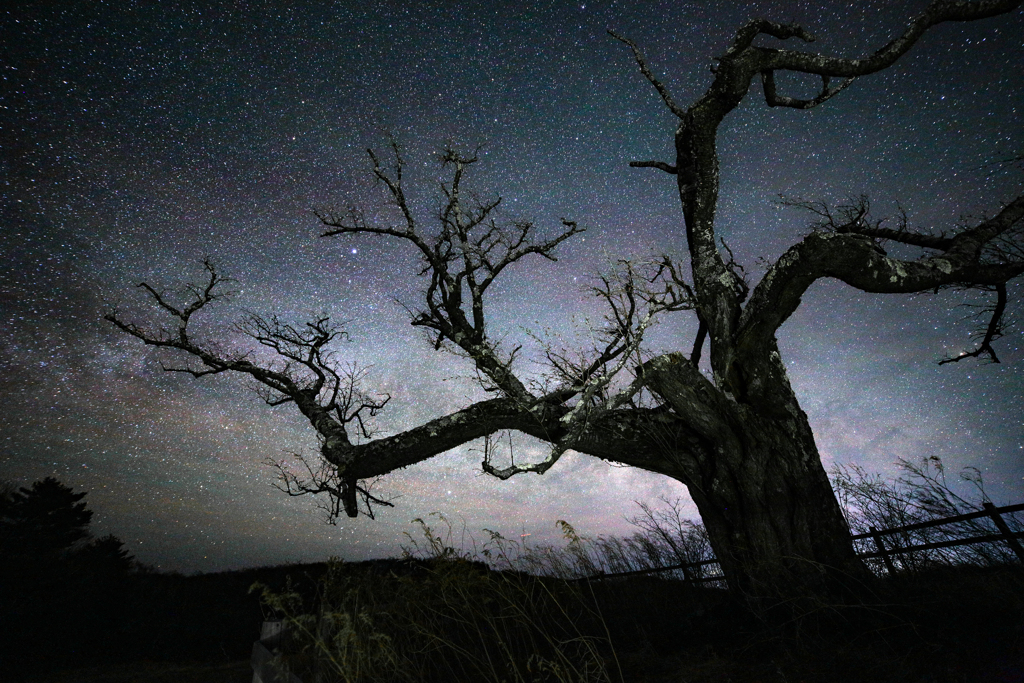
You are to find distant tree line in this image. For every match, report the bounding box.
[0,477,313,679]
[0,477,136,674]
[0,476,135,578]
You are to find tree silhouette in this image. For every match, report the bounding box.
[77,534,136,575]
[0,477,136,673]
[107,1,1023,602]
[0,476,93,560]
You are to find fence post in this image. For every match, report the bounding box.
[982,502,1024,564]
[253,620,304,683]
[870,526,897,575]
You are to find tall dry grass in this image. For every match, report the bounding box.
[833,456,1024,573]
[252,458,1023,682]
[252,515,632,683]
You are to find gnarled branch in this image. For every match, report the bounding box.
[738,196,1024,356]
[750,1,1023,81]
[761,70,856,109]
[318,145,582,402]
[940,283,1008,364]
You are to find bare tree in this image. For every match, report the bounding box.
[107,1,1023,602]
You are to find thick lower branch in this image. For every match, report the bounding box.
[334,394,697,487]
[338,398,550,478]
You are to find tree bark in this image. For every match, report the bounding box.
[642,352,868,601]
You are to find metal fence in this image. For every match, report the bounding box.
[856,501,1024,573]
[575,501,1024,585]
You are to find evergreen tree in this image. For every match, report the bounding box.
[0,476,93,561]
[0,477,136,673]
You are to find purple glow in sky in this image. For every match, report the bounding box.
[2,1,1021,573]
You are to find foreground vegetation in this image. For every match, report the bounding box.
[256,459,1024,683]
[257,554,1022,683]
[5,459,1022,682]
[0,478,322,681]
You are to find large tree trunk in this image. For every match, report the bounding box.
[644,353,870,604]
[689,409,865,601]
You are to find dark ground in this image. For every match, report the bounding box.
[25,660,253,683]
[8,560,1024,683]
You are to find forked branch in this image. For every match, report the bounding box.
[739,196,1024,359]
[761,70,856,109]
[758,1,1022,80]
[269,452,394,522]
[318,143,583,401]
[939,283,1008,364]
[491,259,697,480]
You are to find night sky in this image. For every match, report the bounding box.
[2,1,1022,574]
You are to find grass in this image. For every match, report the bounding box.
[15,458,1023,682]
[253,549,1021,683]
[251,461,1024,683]
[252,524,626,683]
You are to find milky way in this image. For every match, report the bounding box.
[2,1,1022,573]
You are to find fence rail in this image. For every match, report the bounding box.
[857,501,1024,573]
[576,500,1024,585]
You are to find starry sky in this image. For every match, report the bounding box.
[2,0,1022,574]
